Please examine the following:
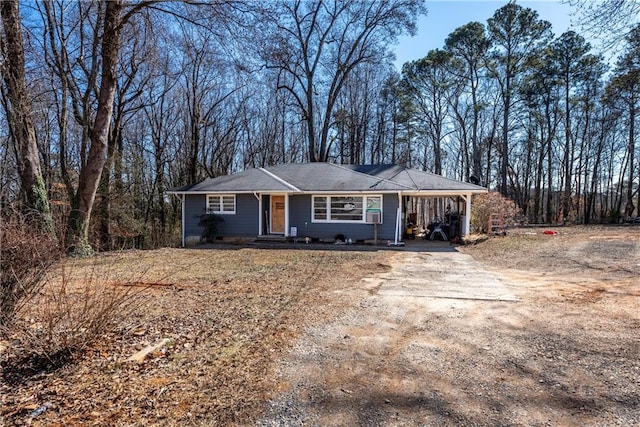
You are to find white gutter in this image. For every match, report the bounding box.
[166,190,246,195]
[166,189,412,195]
[402,189,487,196]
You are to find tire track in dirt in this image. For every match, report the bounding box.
[259,248,528,426]
[260,241,639,426]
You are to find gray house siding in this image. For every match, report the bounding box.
[171,164,487,245]
[288,194,398,241]
[184,193,259,241]
[185,192,399,242]
[184,194,206,240]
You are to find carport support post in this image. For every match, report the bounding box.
[462,194,471,236]
[396,192,403,244]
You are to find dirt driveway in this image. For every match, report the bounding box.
[260,233,640,426]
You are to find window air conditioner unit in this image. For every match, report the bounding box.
[366,211,381,224]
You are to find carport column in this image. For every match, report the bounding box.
[463,193,472,236]
[284,193,290,237]
[396,192,403,243]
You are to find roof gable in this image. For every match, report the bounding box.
[168,168,292,193]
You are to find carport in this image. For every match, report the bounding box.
[344,166,486,242]
[403,194,471,242]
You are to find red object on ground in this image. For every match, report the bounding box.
[543,230,558,235]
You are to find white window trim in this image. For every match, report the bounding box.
[311,195,382,224]
[206,194,236,215]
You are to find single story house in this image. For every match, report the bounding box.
[167,163,487,246]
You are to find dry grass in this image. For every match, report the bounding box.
[0,246,388,426]
[4,226,638,425]
[461,225,640,278]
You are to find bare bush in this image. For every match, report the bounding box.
[0,211,60,330]
[2,210,149,367]
[13,260,147,358]
[471,192,522,234]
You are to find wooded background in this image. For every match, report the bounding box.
[1,0,638,252]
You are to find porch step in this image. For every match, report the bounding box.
[255,235,289,243]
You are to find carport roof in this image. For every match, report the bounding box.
[343,165,486,193]
[167,163,487,194]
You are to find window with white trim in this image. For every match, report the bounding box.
[206,195,236,214]
[313,196,327,220]
[312,195,382,223]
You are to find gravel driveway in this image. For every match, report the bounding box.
[259,242,640,426]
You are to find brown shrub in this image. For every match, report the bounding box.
[471,192,521,234]
[0,211,60,330]
[13,261,147,358]
[1,211,147,369]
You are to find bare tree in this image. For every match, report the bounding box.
[606,25,640,219]
[568,0,640,50]
[550,31,593,222]
[262,0,423,162]
[38,1,187,254]
[401,49,454,174]
[487,2,552,196]
[0,0,53,231]
[445,21,490,181]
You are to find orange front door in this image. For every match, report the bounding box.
[271,195,285,234]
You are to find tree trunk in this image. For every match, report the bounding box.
[561,79,573,223]
[1,0,53,232]
[546,133,554,224]
[625,101,636,217]
[533,132,545,223]
[97,124,121,251]
[500,78,510,196]
[587,124,606,223]
[305,76,318,162]
[470,73,482,181]
[67,0,122,255]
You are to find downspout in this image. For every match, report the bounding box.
[181,194,186,248]
[254,192,262,236]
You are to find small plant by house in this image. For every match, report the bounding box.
[198,213,224,243]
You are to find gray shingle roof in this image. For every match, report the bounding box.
[264,163,409,192]
[167,163,486,194]
[344,165,486,192]
[168,168,292,193]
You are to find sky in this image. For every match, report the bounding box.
[393,0,580,70]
